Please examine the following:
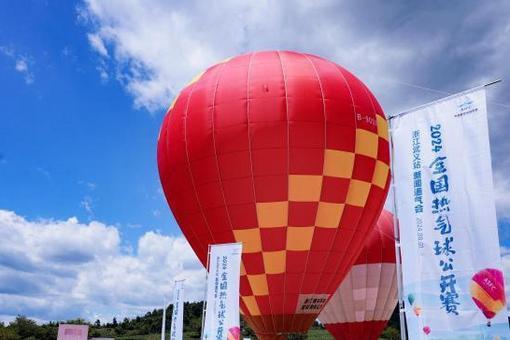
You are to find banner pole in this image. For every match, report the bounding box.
[389,79,502,120]
[200,244,212,340]
[161,297,167,340]
[389,117,408,340]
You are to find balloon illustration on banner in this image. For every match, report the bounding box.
[423,326,431,335]
[228,327,240,340]
[157,51,391,339]
[470,268,506,326]
[407,293,415,306]
[318,210,397,340]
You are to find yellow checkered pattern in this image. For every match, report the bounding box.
[235,124,390,316]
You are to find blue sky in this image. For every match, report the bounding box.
[1,0,510,323]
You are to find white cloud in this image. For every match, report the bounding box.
[0,47,35,84]
[87,33,109,57]
[0,210,204,323]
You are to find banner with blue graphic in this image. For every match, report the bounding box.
[391,88,509,339]
[170,279,184,340]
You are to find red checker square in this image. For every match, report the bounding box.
[196,181,223,209]
[222,177,255,205]
[249,121,287,149]
[377,137,390,163]
[249,97,286,123]
[369,185,388,205]
[288,202,318,227]
[332,229,356,251]
[240,275,253,296]
[267,273,285,295]
[300,273,322,294]
[252,148,287,176]
[310,229,336,252]
[305,251,329,274]
[214,125,249,154]
[326,124,355,151]
[214,100,247,128]
[284,294,299,314]
[289,121,324,148]
[339,205,363,230]
[269,294,285,314]
[289,148,324,175]
[286,251,308,273]
[190,157,218,185]
[316,273,334,292]
[242,252,265,274]
[260,227,287,251]
[324,99,356,126]
[203,207,230,232]
[218,150,251,180]
[352,154,376,182]
[324,252,347,273]
[287,97,324,122]
[254,175,288,202]
[239,298,249,315]
[255,295,272,315]
[320,177,350,203]
[229,203,258,229]
[284,273,302,294]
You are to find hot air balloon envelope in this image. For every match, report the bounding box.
[157,51,390,339]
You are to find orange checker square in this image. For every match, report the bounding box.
[247,274,269,296]
[260,227,287,251]
[288,201,318,227]
[323,149,355,178]
[351,154,377,183]
[263,250,286,274]
[376,114,389,141]
[289,175,323,202]
[233,228,262,253]
[320,177,350,203]
[372,160,390,189]
[286,226,314,251]
[345,179,372,207]
[315,202,344,228]
[241,295,261,316]
[355,128,379,159]
[256,201,288,228]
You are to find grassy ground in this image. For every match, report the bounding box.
[115,328,333,339]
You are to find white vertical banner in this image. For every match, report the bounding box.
[170,279,185,340]
[391,88,509,339]
[202,243,242,340]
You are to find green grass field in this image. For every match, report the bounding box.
[116,328,334,339]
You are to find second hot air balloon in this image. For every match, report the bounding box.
[157,51,391,339]
[319,210,397,340]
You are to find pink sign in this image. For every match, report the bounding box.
[57,324,88,340]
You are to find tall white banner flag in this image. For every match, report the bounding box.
[202,243,242,340]
[391,88,509,339]
[170,279,185,340]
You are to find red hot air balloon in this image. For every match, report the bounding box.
[470,268,506,326]
[157,51,391,339]
[319,210,397,340]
